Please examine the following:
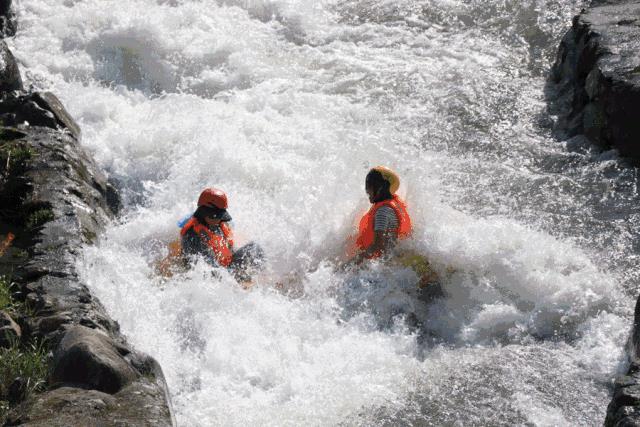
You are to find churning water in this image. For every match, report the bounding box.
[9,0,640,425]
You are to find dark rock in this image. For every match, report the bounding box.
[632,293,640,357]
[607,403,640,427]
[613,384,640,408]
[104,181,123,216]
[31,92,81,140]
[18,100,58,131]
[35,313,72,334]
[0,0,16,38]
[51,325,138,394]
[0,40,22,92]
[606,292,640,426]
[0,0,11,16]
[0,92,81,138]
[549,1,640,159]
[0,309,21,348]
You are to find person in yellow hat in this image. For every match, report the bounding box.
[345,166,413,267]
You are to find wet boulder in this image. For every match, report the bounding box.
[0,92,81,138]
[30,92,82,139]
[51,325,139,394]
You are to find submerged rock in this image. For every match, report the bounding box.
[550,0,640,159]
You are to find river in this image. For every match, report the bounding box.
[9,0,640,425]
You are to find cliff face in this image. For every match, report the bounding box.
[0,2,174,425]
[605,291,640,426]
[550,2,640,424]
[550,0,640,159]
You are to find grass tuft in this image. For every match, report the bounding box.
[25,208,54,229]
[0,140,35,175]
[0,276,48,421]
[0,340,48,420]
[0,277,18,313]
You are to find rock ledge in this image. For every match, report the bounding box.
[549,0,640,159]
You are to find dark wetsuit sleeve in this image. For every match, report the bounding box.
[181,228,220,267]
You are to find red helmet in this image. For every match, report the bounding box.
[197,188,228,209]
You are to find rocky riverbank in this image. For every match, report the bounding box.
[549,0,640,160]
[549,0,640,425]
[0,1,174,425]
[605,292,640,426]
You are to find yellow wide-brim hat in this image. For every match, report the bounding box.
[372,165,400,194]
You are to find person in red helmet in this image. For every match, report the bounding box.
[181,188,264,282]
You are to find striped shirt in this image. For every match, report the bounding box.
[374,206,399,232]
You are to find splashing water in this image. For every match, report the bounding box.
[10,0,639,424]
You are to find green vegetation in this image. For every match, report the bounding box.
[0,140,35,175]
[0,277,33,317]
[0,341,48,420]
[25,208,54,229]
[0,276,18,313]
[0,277,48,421]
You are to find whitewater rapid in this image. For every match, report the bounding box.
[9,0,639,424]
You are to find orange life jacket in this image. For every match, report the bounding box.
[180,217,234,267]
[355,195,412,259]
